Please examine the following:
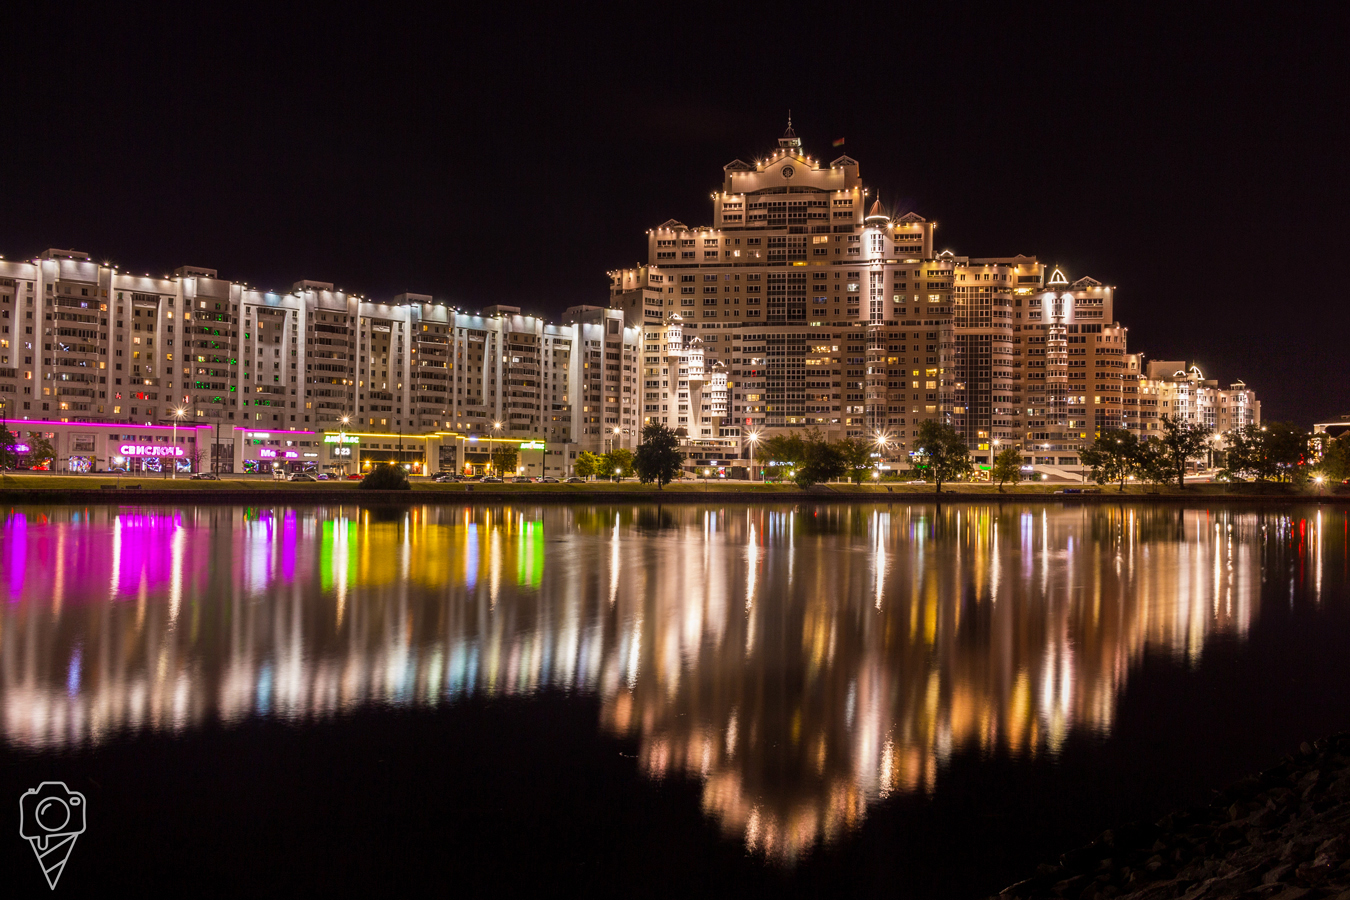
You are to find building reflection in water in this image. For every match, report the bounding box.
[0,503,1336,860]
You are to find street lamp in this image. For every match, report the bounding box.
[339,415,351,476]
[873,429,890,457]
[172,407,186,479]
[991,438,1001,473]
[1315,475,1325,495]
[605,425,621,455]
[746,429,761,482]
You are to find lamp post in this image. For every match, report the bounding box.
[990,438,1001,481]
[605,425,621,455]
[747,430,760,482]
[172,407,185,479]
[489,421,503,477]
[340,415,350,476]
[0,397,7,484]
[874,430,890,480]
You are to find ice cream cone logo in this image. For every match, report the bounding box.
[19,781,86,890]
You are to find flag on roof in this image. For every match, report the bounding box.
[832,137,845,147]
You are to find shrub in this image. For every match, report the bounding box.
[358,463,411,490]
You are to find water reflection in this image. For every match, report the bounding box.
[0,503,1340,860]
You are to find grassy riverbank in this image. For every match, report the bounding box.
[0,473,1340,501]
[0,474,1333,496]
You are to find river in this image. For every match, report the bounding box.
[1,502,1346,897]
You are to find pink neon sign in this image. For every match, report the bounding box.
[118,444,185,458]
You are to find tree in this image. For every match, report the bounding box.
[992,446,1023,492]
[1223,422,1307,483]
[1262,422,1309,483]
[602,448,634,479]
[0,422,17,469]
[633,423,684,489]
[490,444,519,476]
[835,436,875,484]
[1077,429,1140,492]
[795,429,846,487]
[1156,414,1212,489]
[759,433,806,482]
[1220,424,1262,482]
[26,434,56,470]
[1135,438,1173,487]
[1317,434,1350,483]
[359,462,411,490]
[574,451,602,480]
[912,420,973,493]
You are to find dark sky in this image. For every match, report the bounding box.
[2,6,1345,425]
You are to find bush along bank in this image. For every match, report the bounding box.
[994,734,1350,900]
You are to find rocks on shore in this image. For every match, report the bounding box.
[994,734,1350,900]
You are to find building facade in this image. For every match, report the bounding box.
[607,125,1256,473]
[0,127,1259,477]
[1124,359,1260,445]
[0,252,640,473]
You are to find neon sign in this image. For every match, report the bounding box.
[323,434,359,444]
[119,444,184,458]
[260,449,299,459]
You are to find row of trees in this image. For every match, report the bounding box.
[755,421,978,490]
[487,416,1338,492]
[1077,417,1329,491]
[574,448,635,480]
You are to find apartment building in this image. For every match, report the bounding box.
[0,127,1258,476]
[0,251,640,464]
[608,124,1250,473]
[1125,359,1260,441]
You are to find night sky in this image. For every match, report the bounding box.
[2,7,1345,426]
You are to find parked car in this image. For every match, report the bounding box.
[511,476,534,484]
[190,472,220,480]
[566,476,585,483]
[315,473,331,480]
[481,476,503,483]
[346,473,364,480]
[288,473,317,482]
[540,476,559,483]
[433,474,461,483]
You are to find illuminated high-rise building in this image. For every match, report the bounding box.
[607,123,1244,473]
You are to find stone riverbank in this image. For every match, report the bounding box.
[994,734,1350,900]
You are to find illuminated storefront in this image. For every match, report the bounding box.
[0,421,322,475]
[320,430,567,477]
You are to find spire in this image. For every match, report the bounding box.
[1047,266,1069,286]
[864,197,889,224]
[778,111,801,149]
